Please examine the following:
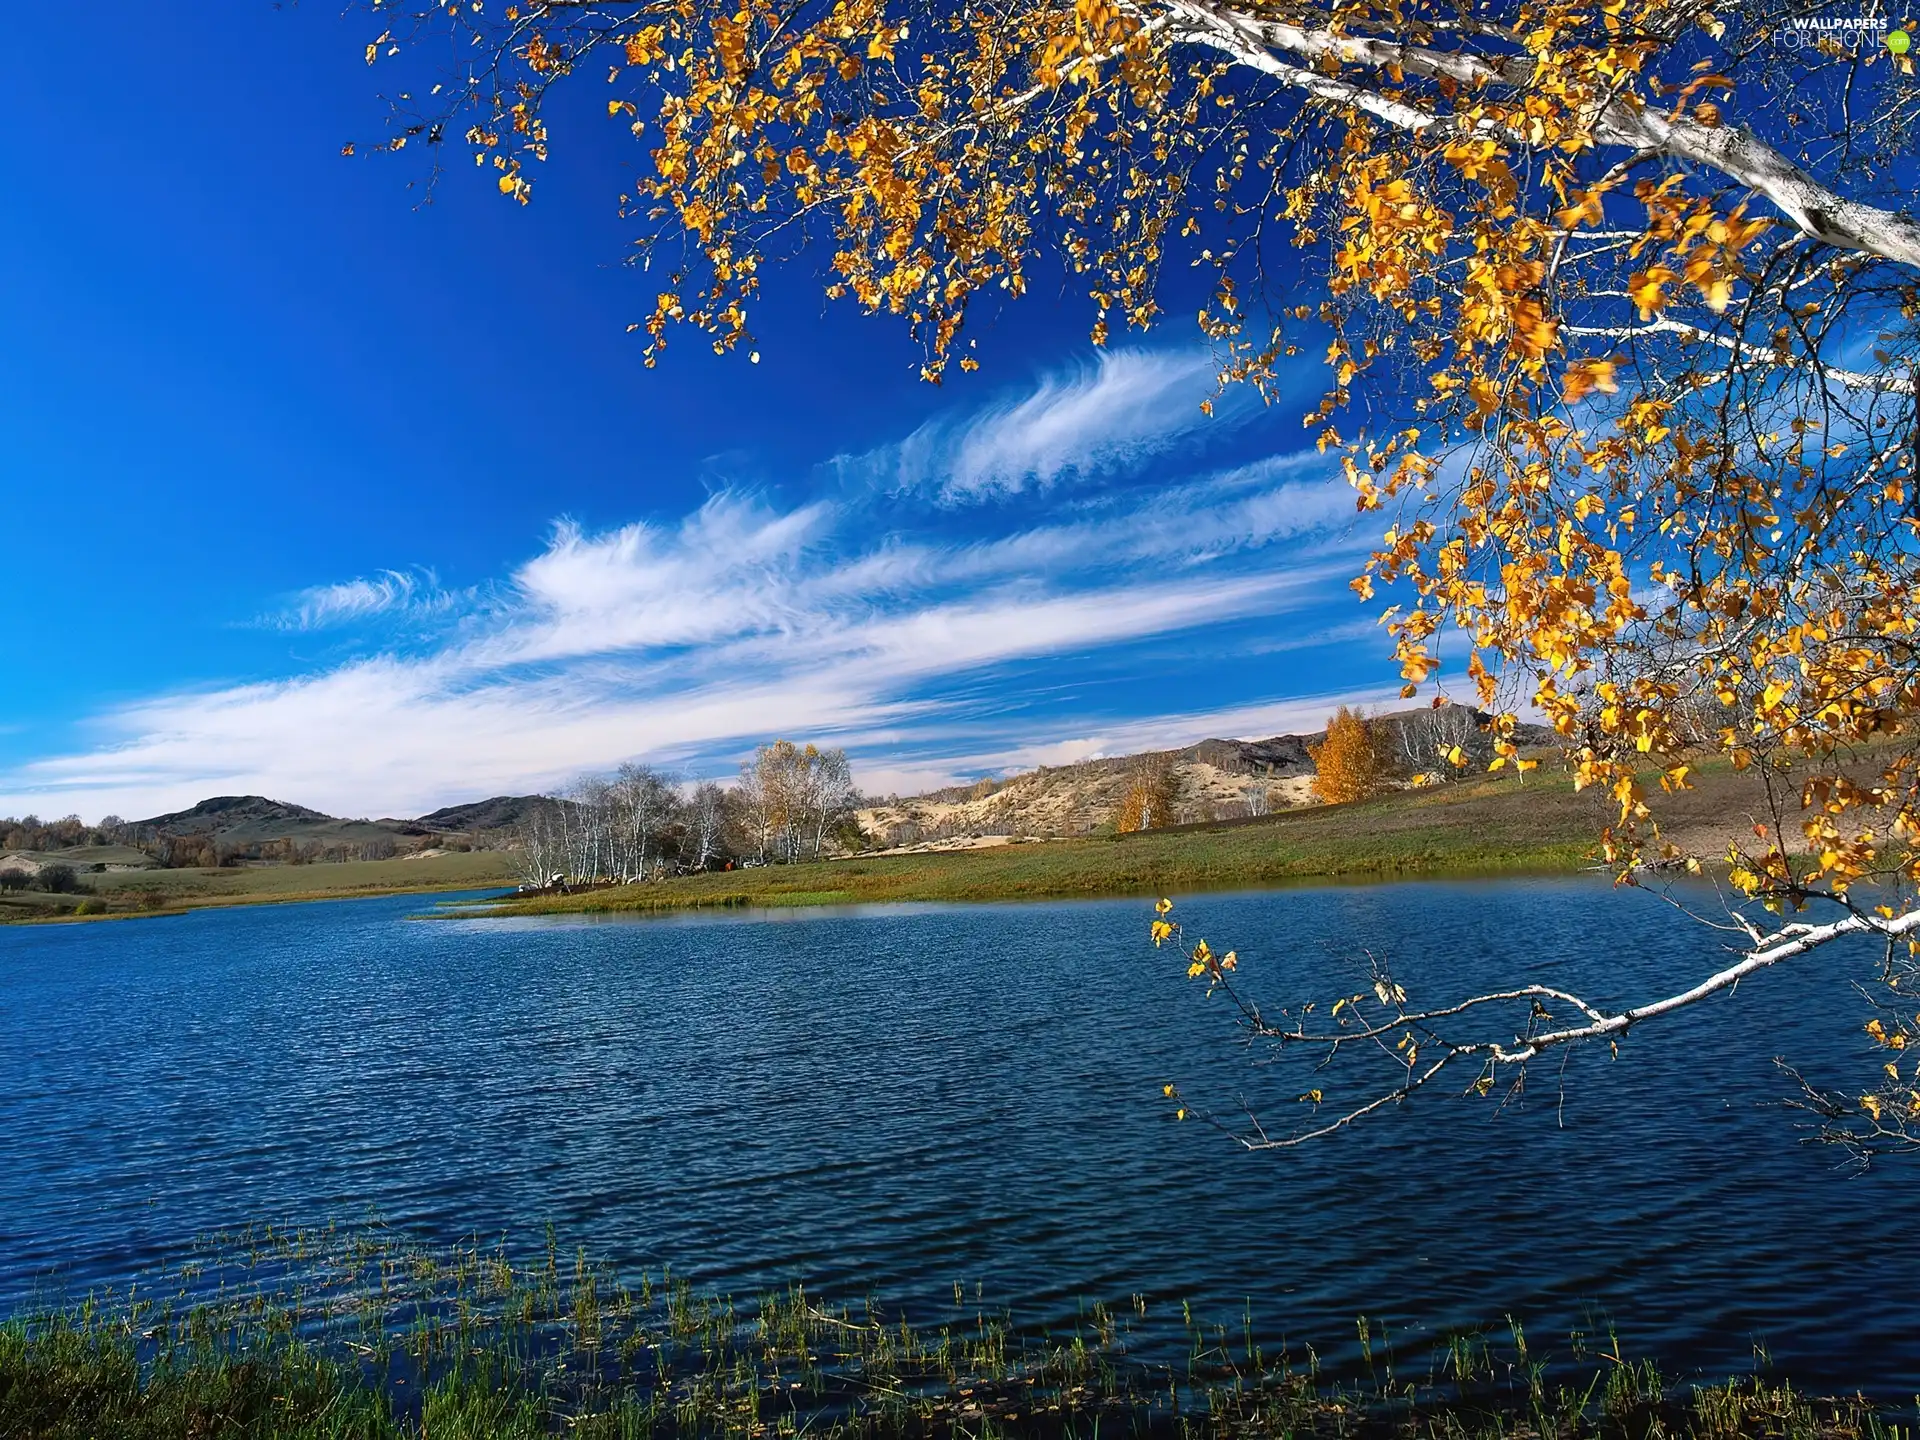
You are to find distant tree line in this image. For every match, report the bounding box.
[0,807,482,872]
[511,740,861,888]
[0,814,131,854]
[163,833,469,868]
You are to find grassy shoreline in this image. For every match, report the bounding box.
[0,851,519,927]
[472,774,1614,922]
[1,1224,1903,1440]
[4,759,1768,929]
[3,776,1607,929]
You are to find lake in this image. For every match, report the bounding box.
[0,877,1909,1392]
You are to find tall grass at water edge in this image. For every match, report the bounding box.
[0,1224,1908,1440]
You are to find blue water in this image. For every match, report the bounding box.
[0,878,1910,1390]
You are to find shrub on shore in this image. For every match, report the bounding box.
[33,863,80,895]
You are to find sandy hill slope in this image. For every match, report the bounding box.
[0,844,161,875]
[858,705,1553,849]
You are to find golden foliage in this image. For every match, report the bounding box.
[369,0,1920,922]
[1307,707,1391,805]
[1116,760,1178,833]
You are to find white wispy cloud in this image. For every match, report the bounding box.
[265,569,461,632]
[937,473,1358,579]
[8,552,1323,821]
[1246,618,1387,656]
[851,347,1231,502]
[496,498,839,665]
[2,360,1377,823]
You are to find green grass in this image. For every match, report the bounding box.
[0,1224,1903,1440]
[0,755,1770,928]
[0,851,518,926]
[485,749,1801,923]
[480,773,1615,921]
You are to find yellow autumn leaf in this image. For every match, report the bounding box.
[1627,268,1671,319]
[1563,359,1619,403]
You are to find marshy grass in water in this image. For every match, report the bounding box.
[0,1224,1906,1440]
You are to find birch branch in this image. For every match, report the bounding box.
[1194,904,1920,1151]
[1563,318,1917,395]
[1158,0,1920,272]
[1487,906,1920,1065]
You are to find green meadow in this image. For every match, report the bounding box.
[4,759,1773,927]
[477,771,1623,921]
[0,850,518,924]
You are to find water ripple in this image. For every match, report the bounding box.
[0,879,1910,1392]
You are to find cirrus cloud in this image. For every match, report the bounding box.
[1,355,1383,823]
[846,347,1239,503]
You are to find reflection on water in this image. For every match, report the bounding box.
[0,877,1907,1391]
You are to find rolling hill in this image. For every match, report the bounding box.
[12,706,1548,868]
[858,704,1553,848]
[413,796,551,833]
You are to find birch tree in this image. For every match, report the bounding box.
[511,798,571,887]
[686,780,735,870]
[513,770,686,882]
[753,741,809,861]
[1396,702,1490,780]
[738,740,859,859]
[360,0,1920,1154]
[612,761,676,879]
[807,747,859,854]
[736,758,775,862]
[562,776,615,881]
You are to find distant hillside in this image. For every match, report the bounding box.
[132,796,403,848]
[0,792,542,877]
[126,794,540,846]
[859,705,1556,848]
[414,796,550,833]
[122,794,503,866]
[135,796,336,838]
[67,707,1554,864]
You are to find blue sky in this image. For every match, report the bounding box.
[0,2,1398,823]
